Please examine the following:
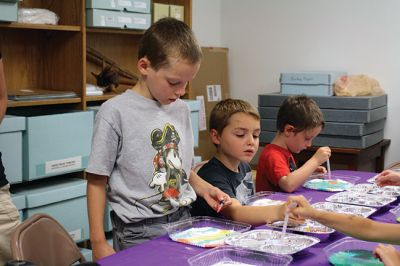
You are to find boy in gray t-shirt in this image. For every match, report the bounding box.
[86,18,231,261]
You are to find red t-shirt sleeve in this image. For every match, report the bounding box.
[256,145,292,192]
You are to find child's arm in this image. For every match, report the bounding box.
[189,170,232,211]
[221,199,304,226]
[222,198,284,225]
[376,170,400,187]
[0,54,7,123]
[288,195,400,245]
[374,244,400,266]
[279,146,330,192]
[87,173,115,261]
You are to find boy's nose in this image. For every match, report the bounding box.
[175,86,186,97]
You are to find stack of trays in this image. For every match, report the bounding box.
[258,93,387,148]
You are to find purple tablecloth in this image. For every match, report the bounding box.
[98,170,399,265]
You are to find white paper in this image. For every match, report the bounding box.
[207,84,222,102]
[45,156,82,174]
[196,95,207,131]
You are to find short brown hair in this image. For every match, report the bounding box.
[138,17,202,70]
[276,95,324,133]
[210,98,260,134]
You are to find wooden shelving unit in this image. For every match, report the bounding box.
[1,0,192,110]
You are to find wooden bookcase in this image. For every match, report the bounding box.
[1,0,192,110]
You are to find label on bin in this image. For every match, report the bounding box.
[45,156,82,174]
[69,228,82,242]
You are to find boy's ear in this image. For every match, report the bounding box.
[283,124,295,136]
[137,57,151,75]
[210,129,221,145]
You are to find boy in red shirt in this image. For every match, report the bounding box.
[256,95,331,192]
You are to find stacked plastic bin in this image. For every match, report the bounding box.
[86,0,151,30]
[258,93,387,149]
[1,111,94,243]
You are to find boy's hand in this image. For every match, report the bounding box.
[314,166,327,175]
[376,170,400,187]
[312,146,331,165]
[203,186,232,213]
[287,195,314,220]
[374,244,400,266]
[274,201,305,226]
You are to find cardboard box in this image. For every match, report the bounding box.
[169,5,184,21]
[153,3,169,22]
[191,47,230,161]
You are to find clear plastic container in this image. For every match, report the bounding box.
[225,229,320,255]
[325,191,396,208]
[188,246,293,266]
[165,216,251,248]
[312,202,376,218]
[243,191,281,206]
[323,237,389,266]
[389,203,400,222]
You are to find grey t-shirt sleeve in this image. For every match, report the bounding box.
[86,106,120,176]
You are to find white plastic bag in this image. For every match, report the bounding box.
[334,75,385,96]
[18,8,59,25]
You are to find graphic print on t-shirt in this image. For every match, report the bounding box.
[236,171,254,204]
[149,123,190,210]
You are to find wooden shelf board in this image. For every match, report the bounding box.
[0,23,81,32]
[87,27,145,35]
[7,97,82,107]
[86,93,118,102]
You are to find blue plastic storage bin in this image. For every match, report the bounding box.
[184,100,201,148]
[0,0,18,22]
[0,115,25,184]
[86,0,151,13]
[15,178,89,242]
[22,111,93,181]
[280,72,346,96]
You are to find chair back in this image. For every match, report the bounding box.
[10,213,86,266]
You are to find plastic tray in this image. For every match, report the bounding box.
[312,202,376,218]
[389,203,400,221]
[346,183,400,197]
[187,246,293,266]
[165,216,251,248]
[323,237,399,266]
[244,191,284,206]
[367,174,379,183]
[269,219,334,234]
[325,192,396,208]
[303,174,359,192]
[225,229,320,255]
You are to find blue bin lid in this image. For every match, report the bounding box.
[0,115,25,133]
[11,193,26,210]
[15,178,87,208]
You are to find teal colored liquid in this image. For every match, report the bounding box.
[329,249,383,266]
